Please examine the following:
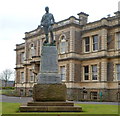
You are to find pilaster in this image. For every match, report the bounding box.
[100,28,107,50]
[70,27,75,52]
[101,59,107,82]
[69,62,75,82]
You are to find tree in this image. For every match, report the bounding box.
[0,69,13,87]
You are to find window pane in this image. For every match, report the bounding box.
[21,72,24,82]
[85,66,89,73]
[93,35,98,51]
[92,75,97,80]
[21,52,25,63]
[85,37,89,44]
[118,41,120,49]
[93,35,98,43]
[60,66,66,81]
[85,45,90,52]
[60,41,66,53]
[117,73,120,80]
[117,64,120,80]
[85,37,90,52]
[117,64,120,72]
[118,33,120,41]
[85,75,89,80]
[91,92,97,100]
[84,66,89,80]
[92,65,97,80]
[93,43,98,51]
[30,70,34,81]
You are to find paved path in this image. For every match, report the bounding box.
[0,95,119,105]
[0,95,32,103]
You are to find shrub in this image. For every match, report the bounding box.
[1,87,15,90]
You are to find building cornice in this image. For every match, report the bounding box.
[58,54,120,61]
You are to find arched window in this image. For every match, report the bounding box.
[60,66,66,81]
[30,69,34,82]
[29,43,35,58]
[59,35,68,54]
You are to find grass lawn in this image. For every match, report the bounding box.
[1,102,119,116]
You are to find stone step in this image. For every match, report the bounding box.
[27,101,74,106]
[20,106,82,112]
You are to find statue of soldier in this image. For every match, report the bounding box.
[41,7,55,44]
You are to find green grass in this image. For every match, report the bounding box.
[76,104,118,114]
[2,102,21,113]
[1,102,119,116]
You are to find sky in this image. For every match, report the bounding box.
[0,0,119,80]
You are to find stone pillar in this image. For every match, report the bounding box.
[69,62,75,82]
[101,59,107,81]
[70,27,75,52]
[39,39,43,56]
[37,46,61,84]
[36,40,39,56]
[100,28,107,50]
[33,46,66,101]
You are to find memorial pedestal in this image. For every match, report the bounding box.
[19,46,82,112]
[33,83,66,101]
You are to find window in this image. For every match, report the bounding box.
[117,92,120,101]
[30,70,34,82]
[84,37,90,52]
[29,90,33,96]
[92,35,98,51]
[117,33,120,49]
[29,44,35,58]
[20,89,24,96]
[84,66,89,80]
[20,52,25,63]
[116,64,120,80]
[21,72,24,83]
[92,65,98,80]
[90,92,98,100]
[59,36,68,54]
[60,66,66,81]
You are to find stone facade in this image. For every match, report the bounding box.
[15,11,120,101]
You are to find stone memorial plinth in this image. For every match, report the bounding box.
[19,7,82,112]
[37,46,61,84]
[33,46,66,101]
[19,46,82,112]
[33,84,66,101]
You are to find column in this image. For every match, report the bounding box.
[69,62,75,82]
[100,28,107,50]
[101,59,107,81]
[69,26,75,52]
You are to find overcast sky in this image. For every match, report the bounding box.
[0,0,119,80]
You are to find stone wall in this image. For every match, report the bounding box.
[67,88,119,102]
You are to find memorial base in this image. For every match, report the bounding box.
[19,101,82,112]
[19,45,82,112]
[33,83,66,101]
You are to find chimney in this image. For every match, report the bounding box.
[77,12,89,25]
[114,11,120,17]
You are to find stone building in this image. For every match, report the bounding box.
[15,11,120,101]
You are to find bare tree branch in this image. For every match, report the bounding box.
[0,69,13,87]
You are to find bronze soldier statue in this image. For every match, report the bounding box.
[41,7,55,45]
